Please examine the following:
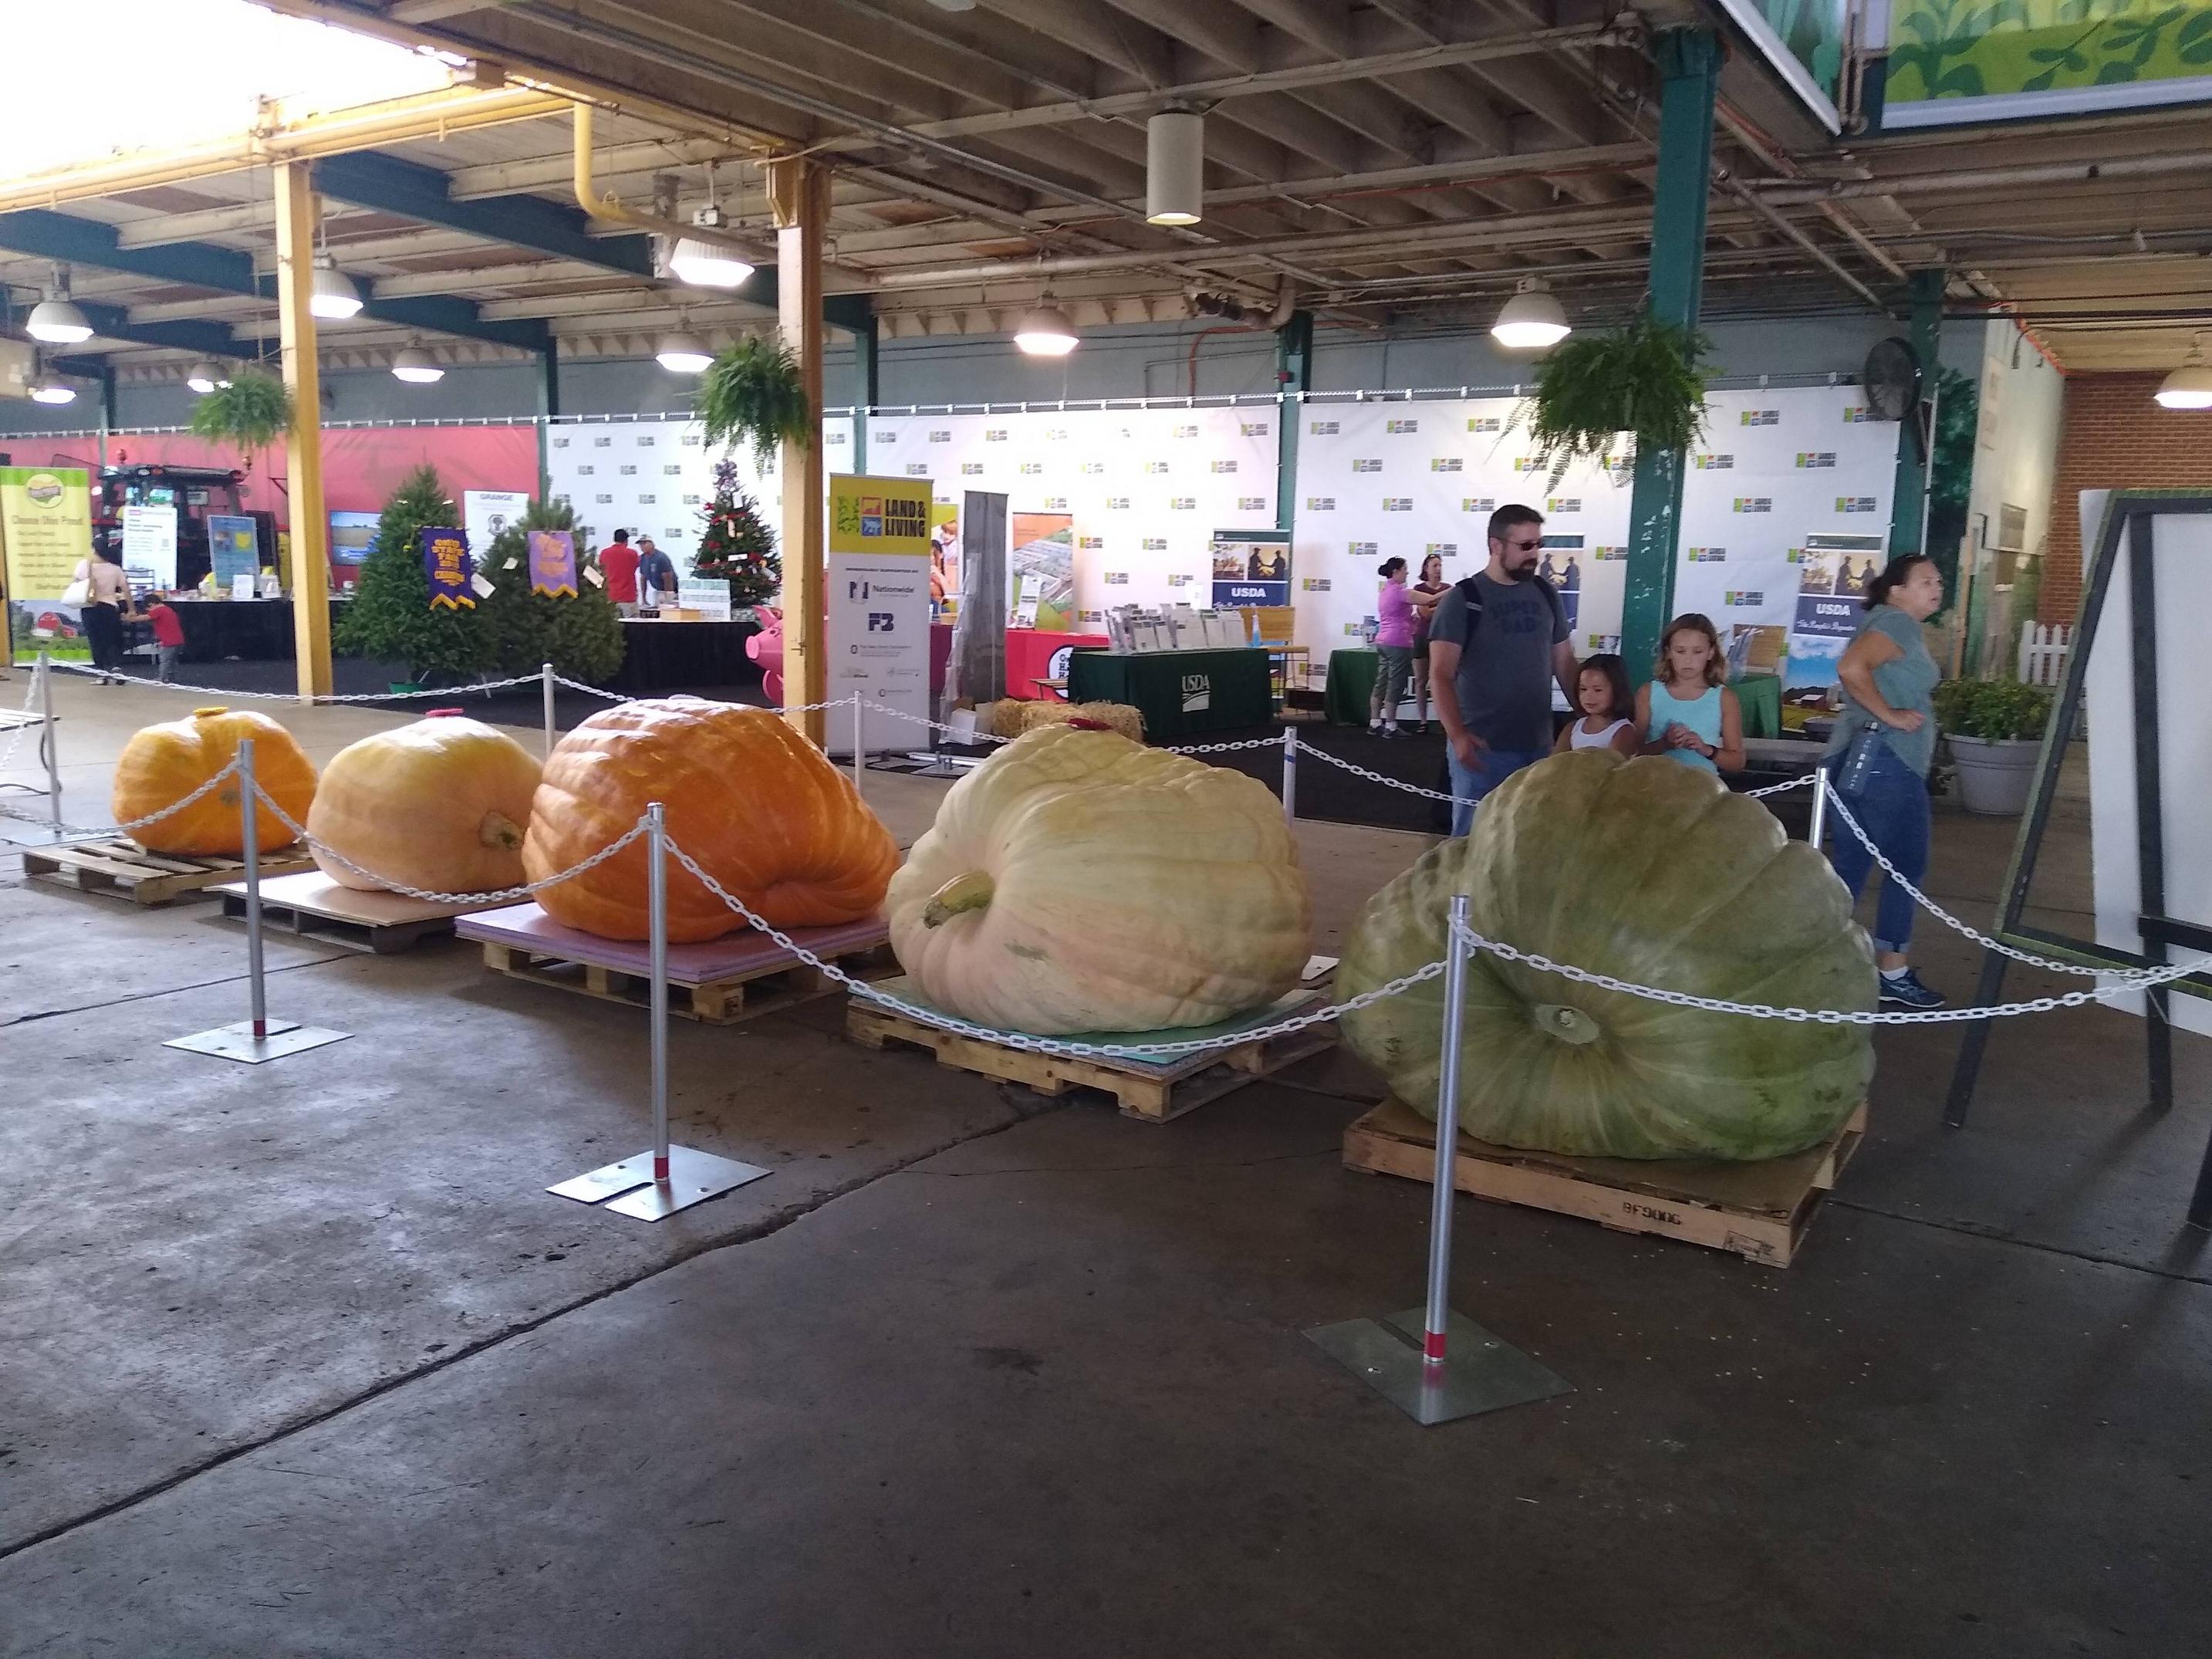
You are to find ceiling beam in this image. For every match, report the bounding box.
[312,152,660,277]
[10,299,240,360]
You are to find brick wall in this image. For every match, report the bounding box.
[2045,373,2212,621]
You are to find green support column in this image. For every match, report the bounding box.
[1888,270,1945,559]
[1275,309,1313,536]
[852,314,880,475]
[97,365,119,435]
[535,345,560,493]
[1621,27,1722,681]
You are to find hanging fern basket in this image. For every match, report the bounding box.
[1520,316,1711,488]
[187,368,294,471]
[696,335,813,465]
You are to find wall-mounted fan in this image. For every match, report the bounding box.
[1862,337,1921,422]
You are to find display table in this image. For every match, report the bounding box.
[1325,647,1382,725]
[611,617,762,694]
[1006,629,1109,699]
[1067,647,1273,738]
[158,596,353,664]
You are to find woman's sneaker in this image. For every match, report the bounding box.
[1878,967,1945,1009]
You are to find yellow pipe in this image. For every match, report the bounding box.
[572,103,768,262]
[0,87,569,212]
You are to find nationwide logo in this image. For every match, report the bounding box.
[1349,541,1377,556]
[1796,451,1837,468]
[1079,536,1103,549]
[1467,417,1501,434]
[1103,572,1130,585]
[961,462,984,475]
[1238,497,1266,512]
[1170,496,1197,509]
[1431,458,1463,473]
[1173,423,1198,438]
[1106,496,1131,509]
[1310,420,1339,435]
[986,427,1008,441]
[1353,458,1382,473]
[1020,461,1044,475]
[1307,496,1336,510]
[1386,418,1419,434]
[1167,573,1194,586]
[1687,547,1727,563]
[664,464,683,476]
[1462,497,1495,512]
[1843,407,1873,424]
[1081,461,1106,474]
[1044,497,1068,510]
[1147,461,1170,474]
[906,464,928,476]
[1593,546,1626,561]
[1211,459,1238,473]
[1302,576,1332,592]
[1838,495,1878,512]
[1383,498,1413,511]
[1694,454,1734,470]
[1741,409,1781,427]
[1548,497,1581,513]
[1142,537,1167,551]
[1734,497,1773,513]
[1240,421,1270,437]
[1724,590,1765,606]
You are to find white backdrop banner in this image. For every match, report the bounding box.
[864,405,1279,621]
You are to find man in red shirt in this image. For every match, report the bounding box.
[598,529,641,617]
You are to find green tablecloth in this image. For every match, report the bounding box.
[1324,647,1380,725]
[1068,647,1274,738]
[1730,672,1781,740]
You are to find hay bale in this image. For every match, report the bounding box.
[981,699,1032,739]
[1018,699,1144,742]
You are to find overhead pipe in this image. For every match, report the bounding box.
[572,103,769,264]
[1714,168,1890,313]
[1754,150,2212,205]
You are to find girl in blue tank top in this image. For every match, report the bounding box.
[1636,613,1744,773]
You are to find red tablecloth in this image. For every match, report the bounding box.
[1006,629,1109,698]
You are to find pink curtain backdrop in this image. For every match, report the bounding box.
[88,426,539,525]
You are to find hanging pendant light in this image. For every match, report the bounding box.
[657,327,713,373]
[309,253,363,320]
[668,179,755,290]
[27,268,93,345]
[186,360,230,394]
[2154,336,2212,410]
[1015,296,1079,356]
[29,373,78,404]
[1146,109,1204,226]
[1490,276,1571,351]
[392,343,444,384]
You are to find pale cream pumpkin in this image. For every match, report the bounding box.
[308,711,542,894]
[886,724,1312,1033]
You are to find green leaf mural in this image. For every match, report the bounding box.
[1887,0,2212,102]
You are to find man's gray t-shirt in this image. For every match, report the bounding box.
[1431,572,1568,752]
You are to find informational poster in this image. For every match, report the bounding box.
[676,577,731,620]
[827,474,933,756]
[1011,511,1075,631]
[420,526,474,610]
[329,509,379,568]
[1211,526,1292,610]
[120,503,179,590]
[2,466,94,664]
[207,514,259,589]
[528,529,578,597]
[464,489,529,559]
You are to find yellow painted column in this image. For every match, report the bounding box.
[768,154,829,748]
[273,159,333,701]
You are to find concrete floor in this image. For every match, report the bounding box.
[2,673,2207,1657]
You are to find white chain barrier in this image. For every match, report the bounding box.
[52,660,556,704]
[0,664,41,779]
[1,753,246,842]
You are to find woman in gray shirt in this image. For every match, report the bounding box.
[1825,552,1945,1009]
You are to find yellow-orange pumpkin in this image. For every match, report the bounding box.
[309,711,542,894]
[111,706,317,856]
[522,697,898,941]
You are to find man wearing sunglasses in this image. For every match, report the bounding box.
[1427,503,1579,836]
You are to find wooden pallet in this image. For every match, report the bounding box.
[846,976,1336,1123]
[457,903,895,1025]
[1343,1098,1867,1268]
[22,837,316,906]
[211,870,499,955]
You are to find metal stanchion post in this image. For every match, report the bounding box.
[1281,725,1298,828]
[40,650,62,831]
[1807,764,1831,852]
[852,694,865,792]
[542,661,556,759]
[164,742,352,1064]
[552,804,772,1220]
[1305,893,1570,1424]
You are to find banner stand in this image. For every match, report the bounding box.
[1305,894,1572,1424]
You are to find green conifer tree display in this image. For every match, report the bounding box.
[688,460,781,606]
[332,465,493,687]
[477,495,626,682]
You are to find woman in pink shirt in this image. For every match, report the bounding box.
[1369,556,1416,738]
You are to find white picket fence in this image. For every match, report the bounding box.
[2018,621,2070,688]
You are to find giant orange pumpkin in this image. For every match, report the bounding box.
[112,705,317,856]
[522,697,898,941]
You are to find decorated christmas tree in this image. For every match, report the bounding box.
[689,461,780,606]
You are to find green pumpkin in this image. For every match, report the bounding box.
[1340,750,1874,1161]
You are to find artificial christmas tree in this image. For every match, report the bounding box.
[688,461,781,608]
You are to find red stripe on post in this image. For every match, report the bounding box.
[1423,1330,1447,1362]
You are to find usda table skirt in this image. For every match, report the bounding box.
[1066,647,1273,738]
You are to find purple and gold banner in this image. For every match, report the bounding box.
[422,526,473,610]
[528,529,578,598]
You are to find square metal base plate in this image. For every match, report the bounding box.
[164,1020,353,1065]
[549,1144,771,1221]
[1306,1308,1571,1425]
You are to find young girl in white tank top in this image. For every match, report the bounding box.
[1552,653,1639,757]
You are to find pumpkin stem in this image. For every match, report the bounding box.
[921,870,995,928]
[480,811,525,852]
[1532,1003,1602,1046]
[192,705,229,718]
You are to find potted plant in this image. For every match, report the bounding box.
[697,335,812,463]
[187,367,292,476]
[1517,315,1711,488]
[1933,677,2053,815]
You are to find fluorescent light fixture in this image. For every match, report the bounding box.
[1146,110,1204,226]
[1491,276,1570,351]
[27,296,93,345]
[392,345,444,384]
[669,205,755,289]
[657,329,713,373]
[309,254,363,320]
[1014,300,1078,356]
[924,0,977,10]
[2155,339,2212,410]
[186,359,228,394]
[30,374,77,404]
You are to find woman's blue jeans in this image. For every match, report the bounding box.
[1825,741,1930,955]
